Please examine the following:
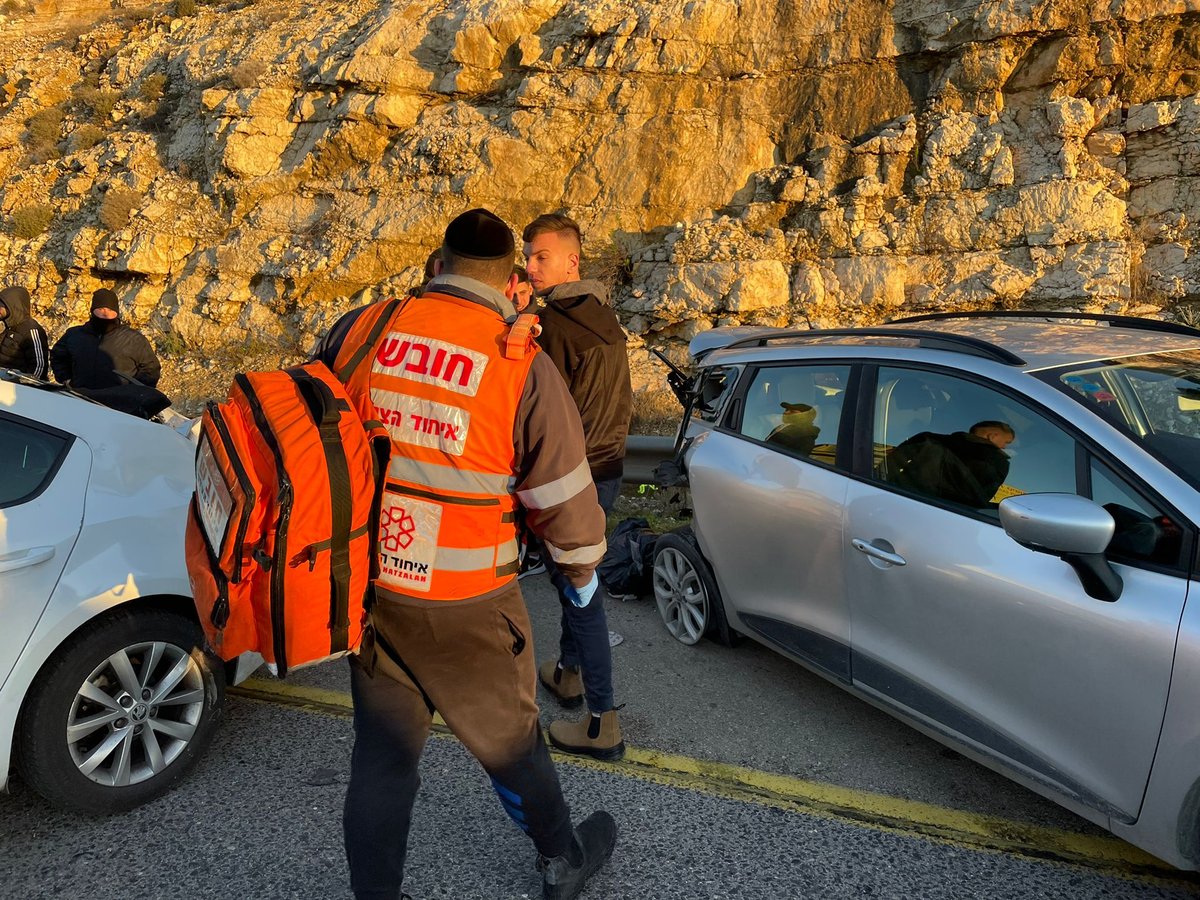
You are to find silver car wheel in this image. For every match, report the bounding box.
[654,546,709,645]
[66,640,206,787]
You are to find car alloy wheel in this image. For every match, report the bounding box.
[67,638,206,787]
[18,608,224,814]
[653,538,711,645]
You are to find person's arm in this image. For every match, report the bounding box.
[50,333,72,384]
[0,330,20,369]
[512,352,606,588]
[131,332,162,387]
[24,326,48,380]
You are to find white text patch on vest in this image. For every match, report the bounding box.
[373,332,489,397]
[378,493,442,593]
[371,389,470,456]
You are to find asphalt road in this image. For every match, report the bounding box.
[3,575,1199,899]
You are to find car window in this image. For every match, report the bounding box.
[1089,458,1184,567]
[737,364,850,467]
[0,417,70,507]
[691,365,738,424]
[872,367,1076,513]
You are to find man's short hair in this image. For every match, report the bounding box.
[971,420,1015,437]
[513,265,530,283]
[521,213,582,253]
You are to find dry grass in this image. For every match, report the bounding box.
[69,124,106,152]
[25,105,64,155]
[230,60,268,89]
[631,387,682,436]
[9,204,54,239]
[140,74,168,103]
[99,187,142,230]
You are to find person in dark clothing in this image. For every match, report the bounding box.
[0,286,49,379]
[522,212,633,761]
[513,264,534,313]
[885,420,1015,508]
[765,402,820,456]
[50,288,161,390]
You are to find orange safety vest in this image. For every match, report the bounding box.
[334,290,541,601]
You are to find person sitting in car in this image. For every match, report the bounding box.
[885,420,1015,508]
[765,401,820,456]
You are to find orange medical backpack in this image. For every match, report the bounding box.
[185,361,390,676]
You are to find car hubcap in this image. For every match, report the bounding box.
[66,641,206,787]
[653,547,708,645]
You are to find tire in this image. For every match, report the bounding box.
[16,607,224,815]
[652,527,739,647]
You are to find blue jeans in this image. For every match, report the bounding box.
[547,474,621,714]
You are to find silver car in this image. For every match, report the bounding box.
[651,312,1200,870]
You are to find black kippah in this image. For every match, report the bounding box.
[443,208,515,260]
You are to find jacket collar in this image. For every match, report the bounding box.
[423,275,516,319]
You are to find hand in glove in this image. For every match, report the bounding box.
[563,572,599,608]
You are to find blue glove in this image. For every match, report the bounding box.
[564,573,599,609]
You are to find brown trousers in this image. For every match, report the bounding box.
[343,581,573,900]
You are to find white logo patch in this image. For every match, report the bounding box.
[195,435,233,554]
[378,492,442,594]
[371,389,470,456]
[373,332,488,397]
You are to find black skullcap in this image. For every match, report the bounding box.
[443,208,515,260]
[91,288,119,312]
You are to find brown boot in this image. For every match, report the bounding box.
[548,709,625,762]
[538,660,584,708]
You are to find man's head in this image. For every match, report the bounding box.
[970,420,1015,449]
[521,213,581,293]
[512,265,533,312]
[436,208,517,295]
[91,288,119,321]
[0,285,31,323]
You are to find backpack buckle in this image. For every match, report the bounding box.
[503,313,541,359]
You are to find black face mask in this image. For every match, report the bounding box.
[90,313,118,333]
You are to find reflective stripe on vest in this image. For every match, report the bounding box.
[334,292,537,600]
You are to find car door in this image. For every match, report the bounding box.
[0,413,89,690]
[687,362,856,680]
[844,365,1189,822]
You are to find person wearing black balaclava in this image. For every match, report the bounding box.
[0,285,49,379]
[50,288,161,389]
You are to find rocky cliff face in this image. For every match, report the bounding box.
[1,0,1197,396]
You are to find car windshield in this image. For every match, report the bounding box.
[1036,349,1200,490]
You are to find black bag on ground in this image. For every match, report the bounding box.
[599,517,659,599]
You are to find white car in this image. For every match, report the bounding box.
[0,370,251,814]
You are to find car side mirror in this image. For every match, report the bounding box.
[998,493,1123,603]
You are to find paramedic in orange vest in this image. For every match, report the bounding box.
[313,208,617,900]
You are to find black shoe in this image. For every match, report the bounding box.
[539,811,617,900]
[518,550,547,580]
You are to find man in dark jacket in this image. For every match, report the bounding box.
[0,285,49,379]
[50,288,161,390]
[885,420,1015,508]
[522,212,633,761]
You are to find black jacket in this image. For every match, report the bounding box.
[51,319,161,389]
[535,280,632,482]
[0,287,49,379]
[885,430,1010,508]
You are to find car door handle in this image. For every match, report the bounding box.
[851,539,907,567]
[0,546,56,573]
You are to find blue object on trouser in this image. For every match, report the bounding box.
[547,474,622,714]
[343,582,574,900]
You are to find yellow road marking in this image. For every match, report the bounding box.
[231,677,1196,886]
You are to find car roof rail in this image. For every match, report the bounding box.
[890,310,1200,340]
[719,327,1026,366]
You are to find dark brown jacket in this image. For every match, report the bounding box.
[535,280,632,483]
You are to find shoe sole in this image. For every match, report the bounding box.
[547,736,626,762]
[538,674,584,708]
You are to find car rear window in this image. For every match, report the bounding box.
[0,416,70,507]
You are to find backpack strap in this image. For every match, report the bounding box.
[335,296,408,383]
[286,367,355,653]
[502,313,541,360]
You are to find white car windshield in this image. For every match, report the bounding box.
[1038,349,1200,490]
